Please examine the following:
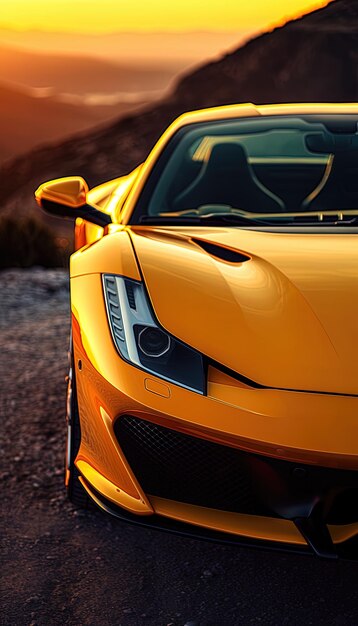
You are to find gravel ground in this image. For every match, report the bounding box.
[1,268,358,626]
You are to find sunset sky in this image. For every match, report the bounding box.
[1,0,329,32]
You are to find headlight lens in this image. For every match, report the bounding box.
[103,274,205,394]
[137,327,171,357]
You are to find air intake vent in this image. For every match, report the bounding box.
[103,275,125,343]
[193,239,250,263]
[115,415,264,515]
[115,415,358,525]
[125,280,136,309]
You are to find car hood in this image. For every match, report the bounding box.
[129,226,358,395]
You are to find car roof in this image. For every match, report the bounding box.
[171,102,358,129]
[154,102,358,154]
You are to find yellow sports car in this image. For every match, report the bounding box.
[35,103,358,560]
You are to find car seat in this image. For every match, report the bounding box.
[173,142,285,213]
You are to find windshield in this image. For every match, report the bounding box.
[130,114,358,227]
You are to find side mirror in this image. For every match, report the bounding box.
[35,176,112,227]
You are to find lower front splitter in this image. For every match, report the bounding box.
[79,476,358,561]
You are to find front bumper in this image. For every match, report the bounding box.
[79,478,358,561]
[71,273,358,559]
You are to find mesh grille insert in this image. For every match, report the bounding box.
[115,416,358,523]
[115,415,271,515]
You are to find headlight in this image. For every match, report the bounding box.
[103,274,205,394]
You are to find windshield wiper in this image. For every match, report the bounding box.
[138,212,358,227]
[197,213,278,226]
[139,215,202,225]
[291,213,358,226]
[138,213,272,226]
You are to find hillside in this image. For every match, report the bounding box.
[0,0,356,217]
[0,82,149,163]
[0,43,179,95]
[0,29,245,66]
[0,83,107,163]
[0,44,180,162]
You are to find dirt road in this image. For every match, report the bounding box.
[1,269,357,626]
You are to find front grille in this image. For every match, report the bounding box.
[115,415,358,523]
[115,415,271,515]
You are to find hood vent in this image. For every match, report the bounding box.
[193,239,250,264]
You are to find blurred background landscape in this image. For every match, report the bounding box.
[0,30,246,164]
[0,0,356,267]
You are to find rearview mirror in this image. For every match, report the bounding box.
[35,177,112,227]
[305,132,358,154]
